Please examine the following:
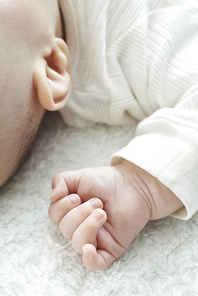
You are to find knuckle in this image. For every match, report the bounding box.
[48,206,53,221]
[52,172,64,186]
[78,206,89,219]
[52,174,58,186]
[59,219,72,240]
[48,205,58,225]
[48,201,63,225]
[72,234,82,254]
[78,201,93,219]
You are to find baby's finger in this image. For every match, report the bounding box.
[82,244,116,270]
[50,169,88,202]
[50,173,70,202]
[72,209,107,254]
[48,194,81,225]
[59,198,103,240]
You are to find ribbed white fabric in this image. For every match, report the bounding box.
[59,0,198,219]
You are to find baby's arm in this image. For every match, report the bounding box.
[49,161,183,270]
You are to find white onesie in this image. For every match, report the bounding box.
[59,0,198,219]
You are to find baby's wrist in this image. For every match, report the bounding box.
[117,160,184,220]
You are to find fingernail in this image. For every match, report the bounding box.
[92,209,104,221]
[90,198,103,209]
[50,189,55,200]
[82,247,89,258]
[68,194,80,205]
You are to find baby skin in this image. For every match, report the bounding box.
[49,160,183,270]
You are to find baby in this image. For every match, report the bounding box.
[1,0,198,270]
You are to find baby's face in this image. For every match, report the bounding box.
[0,82,45,187]
[0,0,60,187]
[0,55,45,187]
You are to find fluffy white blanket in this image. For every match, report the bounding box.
[1,112,198,296]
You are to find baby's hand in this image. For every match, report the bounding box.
[48,161,183,270]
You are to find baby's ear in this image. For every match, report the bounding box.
[34,38,72,111]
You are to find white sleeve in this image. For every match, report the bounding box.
[111,5,198,220]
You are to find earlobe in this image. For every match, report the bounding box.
[34,38,72,111]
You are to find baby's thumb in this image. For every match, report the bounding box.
[50,170,84,202]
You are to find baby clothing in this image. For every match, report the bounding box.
[59,0,198,219]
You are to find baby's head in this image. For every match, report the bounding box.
[0,0,71,187]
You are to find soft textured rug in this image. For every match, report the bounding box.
[1,111,198,296]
